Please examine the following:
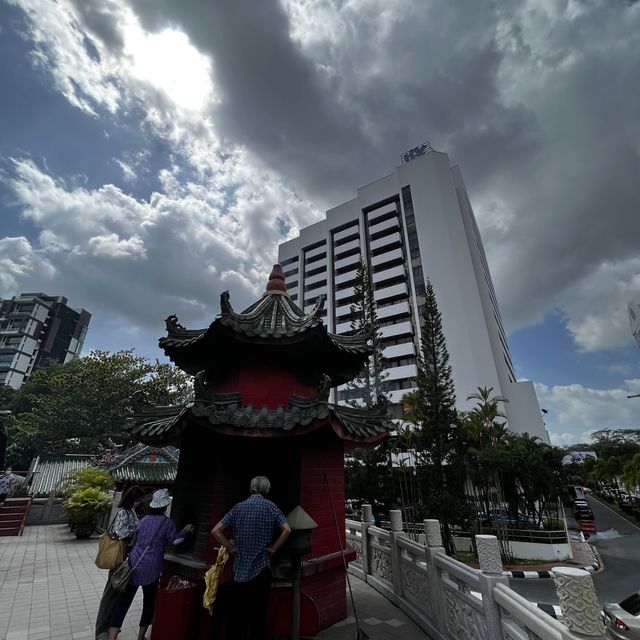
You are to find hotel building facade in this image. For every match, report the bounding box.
[278,147,549,442]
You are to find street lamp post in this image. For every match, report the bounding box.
[627,394,640,399]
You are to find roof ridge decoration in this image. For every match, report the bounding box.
[126,390,391,444]
[217,288,326,339]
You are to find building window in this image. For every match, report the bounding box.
[281,256,299,267]
[16,304,35,314]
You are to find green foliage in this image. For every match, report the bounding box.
[5,350,192,469]
[63,486,112,525]
[64,466,115,494]
[623,454,640,492]
[589,429,640,462]
[342,258,393,512]
[400,280,464,550]
[344,258,389,408]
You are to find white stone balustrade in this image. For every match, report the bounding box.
[344,513,607,640]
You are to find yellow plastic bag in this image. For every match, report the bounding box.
[95,533,125,570]
[203,546,229,614]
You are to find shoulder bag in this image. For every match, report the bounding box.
[111,517,168,592]
[95,511,126,570]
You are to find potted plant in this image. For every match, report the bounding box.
[63,486,112,539]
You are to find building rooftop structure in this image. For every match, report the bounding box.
[0,293,90,389]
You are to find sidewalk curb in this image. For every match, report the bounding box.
[504,544,601,579]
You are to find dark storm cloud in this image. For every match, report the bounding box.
[126,0,538,205]
[4,0,640,353]
[66,0,125,52]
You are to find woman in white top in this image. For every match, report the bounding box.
[95,485,145,640]
[112,486,145,549]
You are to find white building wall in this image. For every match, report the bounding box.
[278,150,549,442]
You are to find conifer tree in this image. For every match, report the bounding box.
[343,258,388,407]
[412,279,461,550]
[342,258,392,513]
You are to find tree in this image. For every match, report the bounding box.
[6,350,192,469]
[407,279,462,551]
[342,258,393,513]
[623,454,640,494]
[462,387,510,518]
[344,258,388,408]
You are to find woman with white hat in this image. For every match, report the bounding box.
[107,489,194,640]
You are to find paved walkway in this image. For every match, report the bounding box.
[0,526,429,640]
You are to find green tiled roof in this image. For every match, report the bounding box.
[28,444,179,494]
[111,462,176,484]
[28,456,93,496]
[126,392,391,445]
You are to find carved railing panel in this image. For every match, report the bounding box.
[368,526,393,585]
[443,589,489,640]
[345,519,363,567]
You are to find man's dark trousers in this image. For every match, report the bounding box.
[229,567,272,640]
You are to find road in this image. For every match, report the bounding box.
[510,495,640,605]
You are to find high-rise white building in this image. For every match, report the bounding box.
[0,293,91,389]
[278,145,549,442]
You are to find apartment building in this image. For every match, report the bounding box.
[0,293,91,389]
[278,145,549,442]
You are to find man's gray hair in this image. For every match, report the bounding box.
[250,476,271,497]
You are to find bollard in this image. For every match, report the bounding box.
[389,509,403,532]
[475,534,503,575]
[552,567,607,637]
[361,503,373,524]
[424,519,446,634]
[424,519,443,547]
[475,535,509,638]
[361,504,373,575]
[388,510,403,598]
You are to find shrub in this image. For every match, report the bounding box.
[61,466,114,495]
[63,486,112,525]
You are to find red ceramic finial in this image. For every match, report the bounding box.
[266,264,287,293]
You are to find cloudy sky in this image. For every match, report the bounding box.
[1,0,639,446]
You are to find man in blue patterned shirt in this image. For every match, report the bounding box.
[212,476,291,640]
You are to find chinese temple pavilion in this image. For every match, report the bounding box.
[126,264,391,635]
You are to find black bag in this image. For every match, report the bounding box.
[110,518,168,592]
[110,558,133,592]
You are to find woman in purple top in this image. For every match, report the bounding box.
[108,489,193,640]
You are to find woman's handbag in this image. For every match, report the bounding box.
[95,533,125,570]
[95,512,125,570]
[110,518,168,592]
[110,556,134,592]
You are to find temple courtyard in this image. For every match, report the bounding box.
[0,525,426,640]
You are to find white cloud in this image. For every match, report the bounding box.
[1,156,313,333]
[561,258,640,352]
[0,236,55,297]
[537,379,640,446]
[4,0,640,370]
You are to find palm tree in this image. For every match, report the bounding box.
[462,387,510,517]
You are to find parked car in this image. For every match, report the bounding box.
[603,590,640,638]
[575,503,594,520]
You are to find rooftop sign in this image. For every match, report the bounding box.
[400,141,433,165]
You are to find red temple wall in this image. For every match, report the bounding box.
[212,362,317,409]
[171,427,349,632]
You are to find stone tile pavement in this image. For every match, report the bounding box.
[318,578,429,639]
[0,525,430,640]
[0,526,143,640]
